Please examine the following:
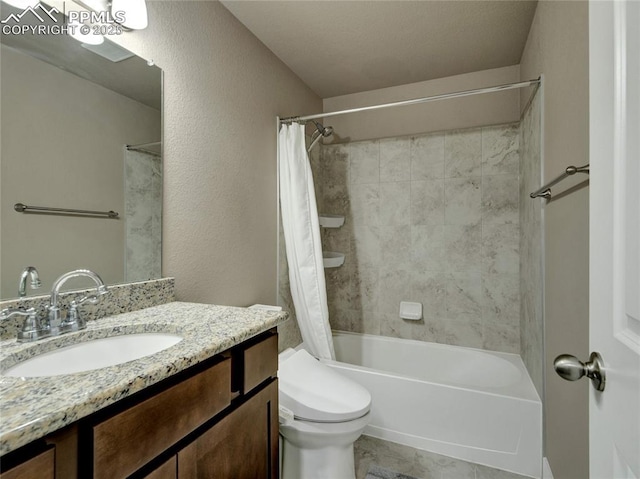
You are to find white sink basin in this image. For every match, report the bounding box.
[3,333,183,378]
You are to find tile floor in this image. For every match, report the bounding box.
[355,436,531,479]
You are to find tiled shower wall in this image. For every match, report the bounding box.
[124,149,162,283]
[520,92,544,395]
[317,124,522,353]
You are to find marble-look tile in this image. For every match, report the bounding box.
[380,182,411,225]
[321,227,350,260]
[411,270,446,319]
[380,138,411,182]
[350,184,380,227]
[444,177,481,225]
[411,224,446,271]
[378,269,412,314]
[411,133,445,180]
[482,273,520,324]
[352,266,380,312]
[518,92,544,396]
[325,263,353,312]
[445,272,482,317]
[482,223,519,275]
[322,143,349,185]
[351,225,381,269]
[482,124,520,176]
[328,309,379,335]
[323,184,350,216]
[380,226,412,269]
[444,129,482,178]
[483,321,520,354]
[410,180,445,225]
[380,314,430,342]
[277,315,303,352]
[125,150,162,283]
[444,223,482,273]
[350,140,380,184]
[425,315,484,349]
[481,175,519,225]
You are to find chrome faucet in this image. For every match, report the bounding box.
[0,266,49,342]
[47,269,109,335]
[18,266,42,298]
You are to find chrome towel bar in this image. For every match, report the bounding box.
[530,164,589,199]
[14,203,119,218]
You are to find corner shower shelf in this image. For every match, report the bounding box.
[323,252,345,268]
[319,214,345,229]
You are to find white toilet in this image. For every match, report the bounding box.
[278,348,372,479]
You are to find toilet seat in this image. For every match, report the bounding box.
[279,349,371,423]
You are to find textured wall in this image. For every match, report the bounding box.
[316,124,522,353]
[322,66,521,144]
[519,91,544,397]
[1,45,160,298]
[114,1,322,306]
[519,2,590,478]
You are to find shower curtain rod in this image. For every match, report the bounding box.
[280,77,541,124]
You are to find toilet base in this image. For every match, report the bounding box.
[281,440,356,479]
[279,413,370,479]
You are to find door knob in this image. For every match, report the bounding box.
[553,352,606,392]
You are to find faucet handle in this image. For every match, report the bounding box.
[60,288,109,333]
[1,307,51,343]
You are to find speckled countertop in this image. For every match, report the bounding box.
[0,302,288,456]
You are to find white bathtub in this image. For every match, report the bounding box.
[317,332,542,479]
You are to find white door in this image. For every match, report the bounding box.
[589,1,640,478]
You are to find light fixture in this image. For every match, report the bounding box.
[1,0,39,8]
[68,16,104,45]
[110,0,148,30]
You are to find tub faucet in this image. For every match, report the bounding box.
[18,266,42,298]
[47,269,109,335]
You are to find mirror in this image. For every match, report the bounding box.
[0,3,162,299]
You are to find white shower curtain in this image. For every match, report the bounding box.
[278,123,335,360]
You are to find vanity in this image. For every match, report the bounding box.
[0,301,287,478]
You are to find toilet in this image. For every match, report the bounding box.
[278,348,372,479]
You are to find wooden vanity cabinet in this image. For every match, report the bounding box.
[91,329,279,479]
[177,380,278,479]
[0,446,55,479]
[0,329,279,479]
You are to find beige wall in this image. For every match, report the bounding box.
[114,1,321,305]
[0,45,160,298]
[322,65,522,143]
[520,2,590,478]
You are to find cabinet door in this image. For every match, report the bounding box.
[178,380,278,479]
[0,447,55,479]
[141,456,177,479]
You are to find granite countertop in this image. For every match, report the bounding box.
[0,301,288,456]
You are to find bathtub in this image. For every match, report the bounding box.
[316,332,542,479]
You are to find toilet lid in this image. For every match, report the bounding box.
[278,349,371,422]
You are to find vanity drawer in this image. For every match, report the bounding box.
[0,447,54,479]
[92,358,231,479]
[243,332,278,393]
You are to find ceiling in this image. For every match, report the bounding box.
[221,0,538,98]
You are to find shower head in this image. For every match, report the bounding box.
[312,120,333,138]
[307,121,334,152]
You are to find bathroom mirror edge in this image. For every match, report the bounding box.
[0,25,164,300]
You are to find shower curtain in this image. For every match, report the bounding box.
[278,123,335,360]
